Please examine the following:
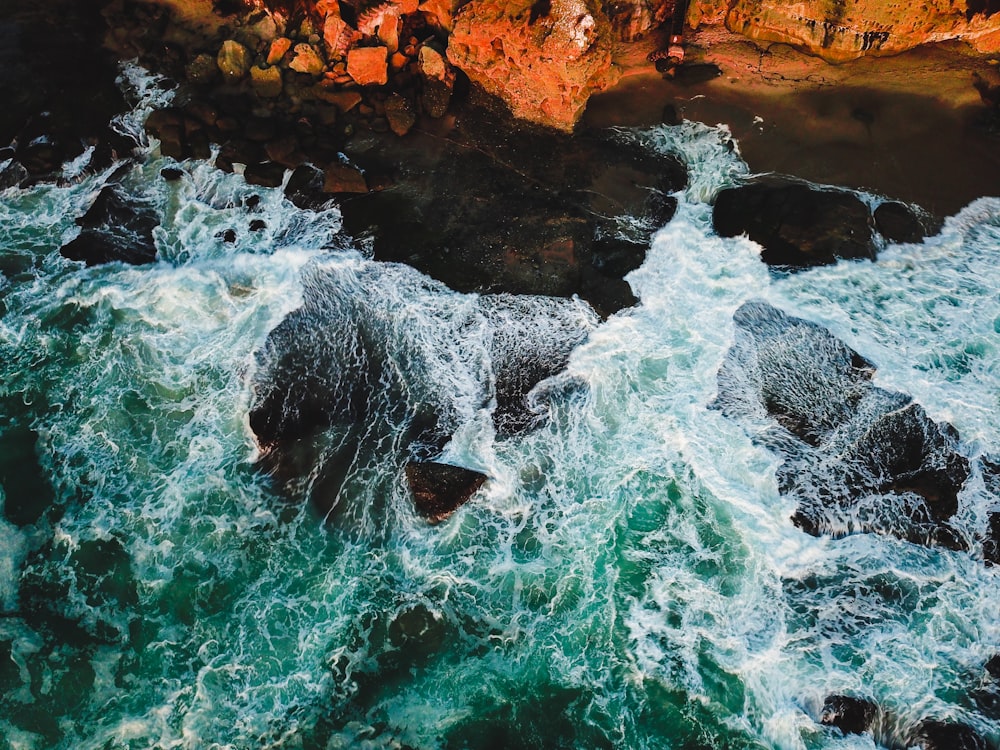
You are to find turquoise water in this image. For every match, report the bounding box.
[1,66,1000,749]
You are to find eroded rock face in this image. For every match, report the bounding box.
[446,0,621,131]
[690,0,1000,61]
[713,301,972,549]
[249,261,597,515]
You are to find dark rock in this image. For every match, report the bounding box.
[0,0,129,178]
[0,155,28,190]
[215,139,262,172]
[244,115,278,142]
[909,720,987,750]
[244,194,261,209]
[987,654,1000,680]
[661,102,682,125]
[714,301,971,548]
[16,137,66,175]
[144,108,188,159]
[249,264,595,510]
[819,695,878,735]
[160,167,185,181]
[405,461,487,522]
[481,294,594,435]
[874,200,941,244]
[249,219,267,231]
[284,163,329,210]
[61,184,159,266]
[243,160,286,188]
[986,510,1000,565]
[264,134,307,168]
[387,603,447,655]
[323,162,368,193]
[220,228,237,243]
[385,93,417,136]
[713,176,876,268]
[337,110,684,316]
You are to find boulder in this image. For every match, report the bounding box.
[908,720,987,750]
[61,184,159,266]
[243,161,286,188]
[249,264,595,510]
[446,0,621,131]
[347,46,389,86]
[405,462,488,522]
[323,163,369,193]
[250,65,284,98]
[417,45,455,118]
[217,39,253,83]
[186,52,220,85]
[819,695,879,736]
[289,43,326,75]
[337,110,684,315]
[267,36,293,65]
[713,176,876,268]
[385,93,417,136]
[714,301,971,548]
[873,200,941,244]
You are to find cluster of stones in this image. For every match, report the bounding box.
[198,0,457,133]
[106,0,459,194]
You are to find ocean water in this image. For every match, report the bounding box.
[1,65,1000,750]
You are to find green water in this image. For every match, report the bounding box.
[1,94,999,749]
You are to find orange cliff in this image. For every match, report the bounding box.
[118,0,1000,130]
[689,0,1000,62]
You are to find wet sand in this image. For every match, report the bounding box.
[586,27,1000,217]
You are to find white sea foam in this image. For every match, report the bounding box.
[3,100,1000,749]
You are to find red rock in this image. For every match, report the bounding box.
[446,0,620,130]
[690,0,1000,61]
[323,163,368,193]
[266,37,293,65]
[347,46,389,86]
[313,88,363,112]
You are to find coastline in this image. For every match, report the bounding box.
[588,26,1000,217]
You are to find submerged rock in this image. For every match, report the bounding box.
[405,461,488,522]
[249,263,596,514]
[908,719,988,750]
[714,301,971,548]
[819,694,879,736]
[713,176,876,268]
[61,184,160,266]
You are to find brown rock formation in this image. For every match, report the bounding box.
[446,0,621,130]
[689,0,1000,61]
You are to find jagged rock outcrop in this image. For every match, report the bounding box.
[405,462,488,522]
[713,301,973,549]
[689,0,1000,61]
[600,0,674,41]
[446,0,621,131]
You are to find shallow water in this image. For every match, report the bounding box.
[1,66,999,750]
